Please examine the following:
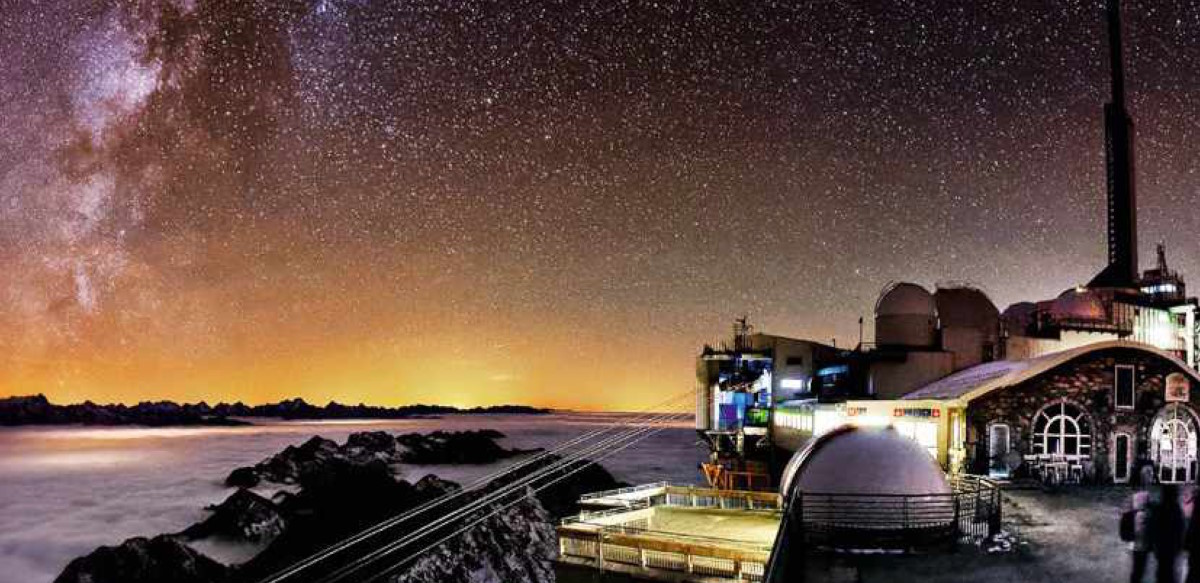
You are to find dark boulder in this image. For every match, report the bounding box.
[225,467,260,488]
[413,474,461,497]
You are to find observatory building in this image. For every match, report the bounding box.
[558,2,1199,582]
[694,0,1200,490]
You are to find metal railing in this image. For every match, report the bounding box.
[795,475,1001,550]
[578,481,669,501]
[559,484,779,581]
[566,484,781,523]
[559,524,771,582]
[560,504,652,525]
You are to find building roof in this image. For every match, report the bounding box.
[934,286,999,329]
[875,282,936,317]
[901,340,1200,402]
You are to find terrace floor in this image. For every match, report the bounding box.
[561,485,1197,583]
[809,485,1195,583]
[645,507,780,546]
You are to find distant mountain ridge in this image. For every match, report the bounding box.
[0,395,551,427]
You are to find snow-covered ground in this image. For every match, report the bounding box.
[0,413,704,583]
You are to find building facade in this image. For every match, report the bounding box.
[958,344,1200,483]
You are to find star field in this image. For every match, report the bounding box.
[2,0,1199,409]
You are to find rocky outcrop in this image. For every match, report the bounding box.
[225,430,540,486]
[227,436,342,485]
[395,430,541,465]
[182,489,287,544]
[53,535,229,583]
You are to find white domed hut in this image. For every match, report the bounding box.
[781,425,950,498]
[779,425,956,550]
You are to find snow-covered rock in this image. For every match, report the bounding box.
[182,489,287,544]
[386,493,556,583]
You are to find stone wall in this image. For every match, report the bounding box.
[965,347,1199,482]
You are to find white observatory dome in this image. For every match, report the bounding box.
[876,282,936,316]
[780,425,950,498]
[874,282,937,348]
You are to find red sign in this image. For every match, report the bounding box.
[893,407,939,419]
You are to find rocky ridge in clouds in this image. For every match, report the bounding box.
[224,430,541,487]
[53,428,621,583]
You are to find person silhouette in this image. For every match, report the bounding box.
[1128,484,1152,583]
[1153,484,1185,583]
[1184,486,1200,583]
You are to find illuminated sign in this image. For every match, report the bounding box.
[845,406,867,417]
[893,407,940,419]
[1167,373,1190,402]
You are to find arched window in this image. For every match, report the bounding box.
[1032,401,1092,458]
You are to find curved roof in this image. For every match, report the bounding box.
[902,340,1200,402]
[934,286,998,329]
[1049,288,1108,321]
[780,425,950,498]
[875,282,936,317]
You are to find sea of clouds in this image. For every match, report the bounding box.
[0,414,704,583]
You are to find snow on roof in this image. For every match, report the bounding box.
[901,340,1200,402]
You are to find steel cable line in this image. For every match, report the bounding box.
[357,420,679,583]
[314,407,691,583]
[261,401,691,583]
[315,409,690,583]
[257,390,695,583]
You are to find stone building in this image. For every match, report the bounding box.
[904,341,1200,483]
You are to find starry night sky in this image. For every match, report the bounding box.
[2,0,1198,410]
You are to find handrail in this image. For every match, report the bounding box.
[765,474,1002,583]
[578,481,670,501]
[560,502,653,526]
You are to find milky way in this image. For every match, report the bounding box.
[2,0,1199,409]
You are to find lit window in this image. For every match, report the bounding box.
[780,378,806,390]
[1032,401,1092,458]
[1115,365,1135,410]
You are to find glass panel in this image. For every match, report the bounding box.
[990,425,1010,456]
